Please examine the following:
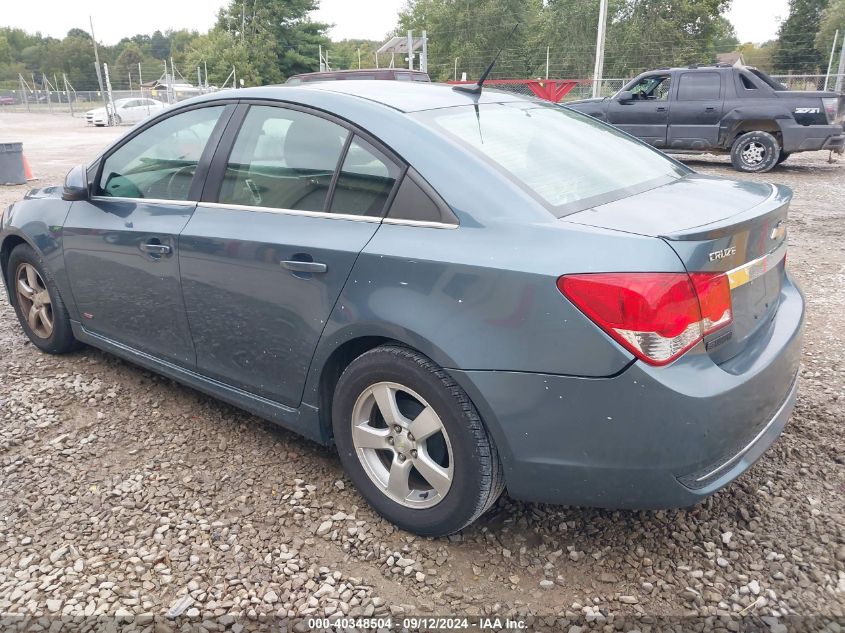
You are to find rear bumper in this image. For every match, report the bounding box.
[781,122,845,153]
[450,275,805,509]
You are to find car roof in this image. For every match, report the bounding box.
[199,80,529,113]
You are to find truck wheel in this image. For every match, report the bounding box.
[730,131,780,173]
[777,151,790,165]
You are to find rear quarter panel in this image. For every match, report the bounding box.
[302,218,687,409]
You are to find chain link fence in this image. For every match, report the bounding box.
[1,75,842,118]
[0,87,226,121]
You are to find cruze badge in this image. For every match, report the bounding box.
[770,221,786,241]
[709,246,736,262]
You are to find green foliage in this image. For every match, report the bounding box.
[397,0,734,81]
[816,0,845,65]
[214,0,330,84]
[773,0,830,73]
[328,39,382,70]
[738,41,778,71]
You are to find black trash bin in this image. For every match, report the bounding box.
[0,143,26,185]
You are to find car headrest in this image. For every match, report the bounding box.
[283,117,345,171]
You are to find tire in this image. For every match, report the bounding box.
[730,131,780,173]
[777,150,790,165]
[332,345,504,536]
[6,243,79,354]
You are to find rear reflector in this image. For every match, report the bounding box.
[557,272,733,366]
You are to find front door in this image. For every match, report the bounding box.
[179,104,402,407]
[668,71,724,150]
[63,105,228,367]
[607,73,672,147]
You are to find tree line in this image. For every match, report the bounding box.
[1,0,844,91]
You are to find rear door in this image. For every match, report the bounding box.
[179,103,403,407]
[63,104,230,367]
[607,73,671,147]
[668,71,724,150]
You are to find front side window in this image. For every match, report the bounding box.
[98,106,224,200]
[677,72,721,100]
[628,74,672,101]
[418,101,687,215]
[218,105,349,212]
[330,137,401,216]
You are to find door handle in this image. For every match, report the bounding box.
[705,106,716,112]
[140,242,172,255]
[281,260,327,274]
[656,106,667,112]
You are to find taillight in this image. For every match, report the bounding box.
[557,272,732,366]
[821,98,839,125]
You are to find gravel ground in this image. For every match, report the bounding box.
[0,113,843,631]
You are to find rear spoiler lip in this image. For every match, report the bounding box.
[659,183,792,242]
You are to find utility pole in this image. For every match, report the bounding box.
[357,48,361,69]
[454,57,458,82]
[824,29,839,91]
[546,46,550,80]
[204,60,208,89]
[89,16,108,112]
[19,74,30,113]
[407,30,414,71]
[836,30,845,93]
[103,63,116,126]
[592,0,608,98]
[421,30,428,73]
[63,74,74,116]
[319,44,323,72]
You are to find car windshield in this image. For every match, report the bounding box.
[417,101,687,216]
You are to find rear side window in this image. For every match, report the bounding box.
[218,105,349,212]
[330,137,401,216]
[98,106,224,200]
[387,171,455,224]
[677,72,721,100]
[739,73,758,90]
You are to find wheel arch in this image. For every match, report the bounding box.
[719,110,789,148]
[0,233,34,300]
[307,326,464,444]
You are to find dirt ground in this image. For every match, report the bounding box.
[0,112,843,631]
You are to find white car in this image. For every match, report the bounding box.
[85,98,167,126]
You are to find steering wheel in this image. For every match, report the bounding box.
[166,165,196,200]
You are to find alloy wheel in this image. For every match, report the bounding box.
[15,263,53,339]
[350,381,454,509]
[741,141,766,166]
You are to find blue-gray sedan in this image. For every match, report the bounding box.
[0,81,804,536]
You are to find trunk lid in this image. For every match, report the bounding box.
[563,174,791,364]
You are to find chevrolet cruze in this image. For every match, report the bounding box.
[0,81,804,536]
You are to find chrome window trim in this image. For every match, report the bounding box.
[382,217,458,230]
[198,202,458,228]
[90,196,196,207]
[199,201,381,223]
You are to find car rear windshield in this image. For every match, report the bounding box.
[417,101,687,216]
[749,68,787,91]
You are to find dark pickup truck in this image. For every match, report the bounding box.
[567,64,845,172]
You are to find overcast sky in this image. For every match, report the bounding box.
[5,0,787,45]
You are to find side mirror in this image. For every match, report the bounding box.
[62,164,89,201]
[617,90,634,103]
